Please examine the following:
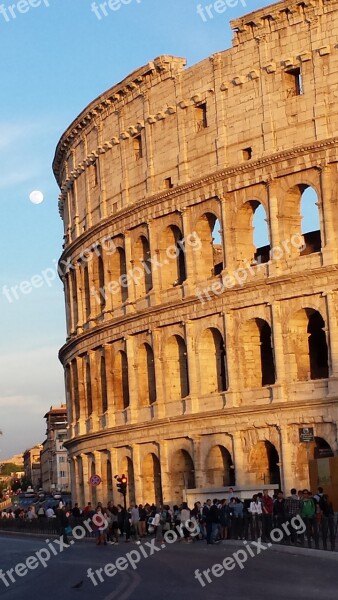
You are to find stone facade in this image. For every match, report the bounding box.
[40,406,70,492]
[23,445,42,489]
[54,0,338,507]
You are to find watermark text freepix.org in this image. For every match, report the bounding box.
[194,515,307,588]
[0,0,50,22]
[88,518,201,587]
[0,514,106,589]
[196,0,247,22]
[91,0,141,20]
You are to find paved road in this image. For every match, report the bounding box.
[0,535,337,600]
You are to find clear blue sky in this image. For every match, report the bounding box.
[0,0,310,460]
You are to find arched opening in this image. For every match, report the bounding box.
[253,203,270,263]
[198,328,227,395]
[314,437,334,459]
[110,246,128,308]
[164,335,189,400]
[114,350,130,410]
[249,441,280,486]
[85,356,92,417]
[300,186,321,255]
[159,225,186,289]
[194,212,223,281]
[134,235,153,299]
[142,453,162,505]
[138,343,156,407]
[205,445,235,487]
[237,201,271,264]
[120,457,135,505]
[212,218,224,275]
[289,309,328,381]
[171,449,195,504]
[308,312,329,379]
[239,319,275,388]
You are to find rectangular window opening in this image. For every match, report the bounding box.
[133,135,143,160]
[195,103,207,132]
[164,177,174,190]
[242,147,252,161]
[285,67,303,97]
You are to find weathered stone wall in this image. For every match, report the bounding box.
[54,0,338,507]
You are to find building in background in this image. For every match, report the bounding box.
[23,444,42,489]
[40,406,70,492]
[54,0,338,507]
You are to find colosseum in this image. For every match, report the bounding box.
[54,0,338,507]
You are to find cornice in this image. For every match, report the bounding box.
[63,395,338,451]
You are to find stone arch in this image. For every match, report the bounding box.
[236,200,270,264]
[120,456,135,505]
[239,318,275,388]
[279,183,321,253]
[198,327,227,395]
[171,449,196,504]
[137,343,156,407]
[248,440,281,486]
[193,212,223,281]
[205,445,235,487]
[133,234,153,299]
[113,350,130,410]
[142,453,162,505]
[296,437,334,485]
[158,224,186,289]
[164,335,189,400]
[289,308,328,381]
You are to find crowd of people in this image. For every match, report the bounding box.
[1,486,336,551]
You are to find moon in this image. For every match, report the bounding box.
[29,190,44,204]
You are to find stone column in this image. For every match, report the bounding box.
[109,447,119,505]
[320,165,338,264]
[125,335,138,423]
[223,311,240,406]
[220,195,236,273]
[279,426,297,494]
[325,291,338,395]
[232,432,246,487]
[270,302,286,402]
[185,320,199,412]
[158,440,171,504]
[89,350,100,432]
[174,79,189,185]
[131,444,142,504]
[193,436,204,489]
[152,328,165,419]
[76,355,86,436]
[81,454,91,505]
[69,457,77,504]
[181,208,195,297]
[147,219,161,304]
[93,451,104,504]
[124,231,136,313]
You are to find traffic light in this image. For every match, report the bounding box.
[116,474,127,496]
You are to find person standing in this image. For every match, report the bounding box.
[285,488,301,545]
[249,495,262,540]
[262,490,273,542]
[300,490,319,549]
